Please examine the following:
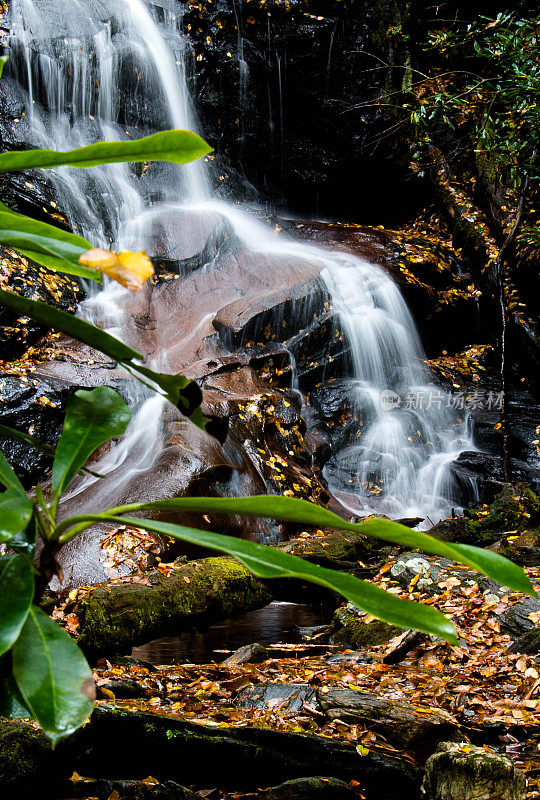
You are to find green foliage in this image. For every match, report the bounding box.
[0,126,216,431]
[0,202,96,281]
[409,11,540,190]
[0,491,34,542]
[0,130,212,173]
[0,556,34,656]
[0,387,534,744]
[12,606,94,747]
[0,288,209,431]
[52,387,131,500]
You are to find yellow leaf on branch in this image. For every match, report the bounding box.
[78,248,154,290]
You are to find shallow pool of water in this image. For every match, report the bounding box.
[131,601,329,664]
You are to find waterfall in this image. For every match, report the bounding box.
[5,0,476,536]
[320,257,474,521]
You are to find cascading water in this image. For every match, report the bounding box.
[320,258,474,521]
[5,0,476,562]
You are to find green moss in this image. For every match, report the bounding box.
[0,720,62,792]
[431,484,540,547]
[329,607,401,648]
[76,556,272,659]
[479,483,540,530]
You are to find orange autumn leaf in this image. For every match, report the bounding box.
[78,248,154,290]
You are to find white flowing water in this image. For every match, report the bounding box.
[6,0,476,524]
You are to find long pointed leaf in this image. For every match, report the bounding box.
[0,289,217,433]
[0,208,91,249]
[0,447,26,495]
[0,207,98,280]
[100,496,535,596]
[0,555,34,656]
[52,387,130,496]
[0,490,34,543]
[62,513,458,643]
[0,130,212,172]
[12,606,94,745]
[0,671,33,720]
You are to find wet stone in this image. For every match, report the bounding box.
[237,683,318,712]
[421,741,526,800]
[325,652,376,666]
[318,690,461,757]
[500,597,540,640]
[222,642,269,666]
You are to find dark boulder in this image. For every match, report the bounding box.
[0,719,66,798]
[237,683,318,712]
[222,642,269,666]
[318,689,461,757]
[0,372,65,487]
[499,597,540,641]
[0,246,83,360]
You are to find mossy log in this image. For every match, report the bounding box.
[72,528,372,659]
[75,556,273,659]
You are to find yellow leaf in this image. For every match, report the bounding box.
[78,248,154,290]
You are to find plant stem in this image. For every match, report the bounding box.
[495,174,530,482]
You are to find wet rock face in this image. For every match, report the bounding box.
[180,0,425,223]
[0,373,65,487]
[421,741,526,800]
[0,247,83,359]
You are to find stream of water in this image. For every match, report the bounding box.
[6,0,477,533]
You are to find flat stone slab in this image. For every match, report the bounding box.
[237,683,318,712]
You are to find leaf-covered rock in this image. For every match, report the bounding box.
[318,689,461,758]
[421,741,526,800]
